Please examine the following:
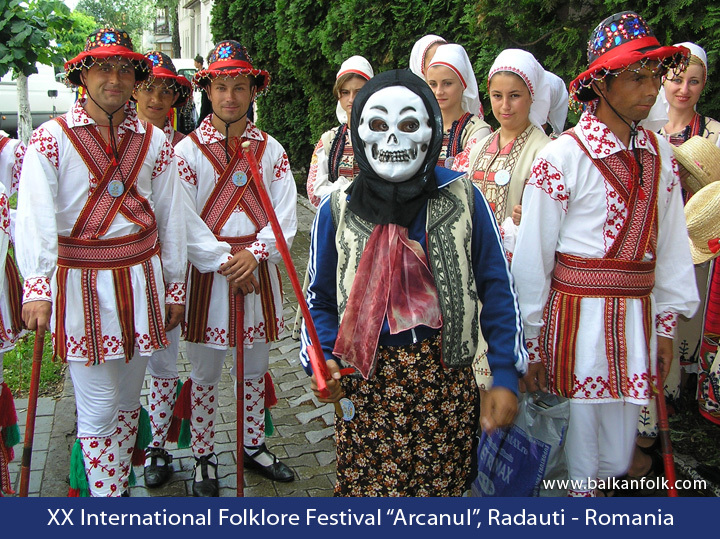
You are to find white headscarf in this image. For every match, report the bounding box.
[543,70,569,134]
[651,41,708,125]
[335,55,374,124]
[676,41,708,85]
[427,44,482,119]
[409,34,446,78]
[488,49,551,131]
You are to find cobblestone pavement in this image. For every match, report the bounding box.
[9,196,337,497]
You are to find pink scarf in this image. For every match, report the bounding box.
[333,223,443,379]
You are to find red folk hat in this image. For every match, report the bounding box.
[193,40,270,92]
[64,28,151,87]
[139,51,193,107]
[570,11,689,103]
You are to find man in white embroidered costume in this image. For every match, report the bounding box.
[174,40,297,496]
[0,134,24,495]
[131,50,192,488]
[16,28,186,497]
[512,11,700,497]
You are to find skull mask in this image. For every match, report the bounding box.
[357,86,432,183]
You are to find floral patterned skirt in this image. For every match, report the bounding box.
[334,335,480,496]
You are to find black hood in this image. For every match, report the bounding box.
[346,69,443,228]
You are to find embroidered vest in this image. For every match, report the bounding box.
[330,175,480,368]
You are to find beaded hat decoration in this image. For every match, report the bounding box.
[136,51,192,107]
[64,28,151,87]
[570,11,689,103]
[193,40,270,92]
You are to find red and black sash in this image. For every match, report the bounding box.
[188,131,268,234]
[53,117,165,364]
[542,129,661,398]
[55,116,155,238]
[185,132,280,345]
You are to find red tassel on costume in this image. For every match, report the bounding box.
[68,488,80,497]
[172,379,192,420]
[264,372,277,409]
[709,238,720,254]
[166,380,191,444]
[0,382,18,429]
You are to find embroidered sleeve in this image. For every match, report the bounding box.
[526,157,569,212]
[0,192,9,235]
[23,276,52,303]
[247,241,269,262]
[668,155,681,192]
[165,282,186,305]
[306,140,323,207]
[152,139,174,179]
[450,142,474,173]
[656,310,678,338]
[29,127,59,170]
[11,141,25,195]
[273,151,291,183]
[526,336,542,364]
[177,154,197,186]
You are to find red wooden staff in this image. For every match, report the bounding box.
[19,326,45,497]
[655,361,678,497]
[236,296,244,497]
[241,142,341,414]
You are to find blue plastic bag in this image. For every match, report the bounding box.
[472,424,551,497]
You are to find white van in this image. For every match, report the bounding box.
[0,63,76,135]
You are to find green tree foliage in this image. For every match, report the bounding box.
[56,11,98,61]
[0,0,70,77]
[211,0,312,179]
[76,0,151,49]
[0,0,72,143]
[212,0,720,181]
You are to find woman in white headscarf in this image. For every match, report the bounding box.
[425,44,491,168]
[306,55,374,207]
[463,49,551,258]
[544,70,569,136]
[409,34,446,79]
[661,42,720,147]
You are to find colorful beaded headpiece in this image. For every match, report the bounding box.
[193,40,270,92]
[570,11,689,103]
[137,51,192,107]
[64,28,151,87]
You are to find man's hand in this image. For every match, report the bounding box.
[222,250,260,295]
[22,300,51,331]
[519,362,548,393]
[656,336,674,386]
[165,304,185,332]
[512,204,522,226]
[310,359,344,403]
[480,387,518,434]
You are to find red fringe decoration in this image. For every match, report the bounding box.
[166,416,181,444]
[68,488,80,497]
[0,382,18,428]
[173,378,192,420]
[264,372,277,409]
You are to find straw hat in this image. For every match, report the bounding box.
[684,180,720,264]
[673,135,720,194]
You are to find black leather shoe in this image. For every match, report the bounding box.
[244,443,295,482]
[144,448,173,488]
[192,454,219,497]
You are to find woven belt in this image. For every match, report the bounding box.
[216,233,257,255]
[57,225,160,270]
[550,252,655,298]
